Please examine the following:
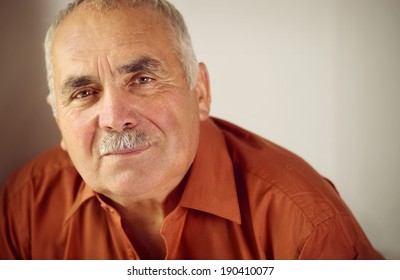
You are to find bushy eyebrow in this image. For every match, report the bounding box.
[117,56,163,75]
[60,56,163,96]
[61,75,99,96]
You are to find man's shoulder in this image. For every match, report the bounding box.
[3,146,80,198]
[213,117,321,184]
[213,118,348,224]
[9,146,76,181]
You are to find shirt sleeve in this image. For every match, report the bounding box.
[298,213,384,260]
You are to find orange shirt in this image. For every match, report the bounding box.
[0,118,382,259]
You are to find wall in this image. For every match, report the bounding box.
[0,0,60,189]
[170,0,400,259]
[0,0,399,259]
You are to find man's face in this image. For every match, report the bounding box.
[51,4,210,202]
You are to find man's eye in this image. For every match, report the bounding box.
[74,89,96,99]
[133,76,154,85]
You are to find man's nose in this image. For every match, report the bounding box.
[98,88,138,132]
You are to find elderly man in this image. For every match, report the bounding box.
[0,0,382,259]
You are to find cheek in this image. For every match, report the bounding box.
[57,112,96,156]
[146,93,199,136]
[154,95,200,158]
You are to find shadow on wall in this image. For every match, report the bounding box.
[0,1,60,188]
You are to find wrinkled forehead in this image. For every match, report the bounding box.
[49,2,185,94]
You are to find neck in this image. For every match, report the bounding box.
[120,200,167,259]
[101,178,186,259]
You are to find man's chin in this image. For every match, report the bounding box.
[91,176,157,199]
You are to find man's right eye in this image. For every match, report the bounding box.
[73,89,97,99]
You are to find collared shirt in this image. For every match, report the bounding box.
[0,118,382,259]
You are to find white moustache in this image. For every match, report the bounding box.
[99,129,149,156]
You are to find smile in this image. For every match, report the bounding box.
[102,143,151,157]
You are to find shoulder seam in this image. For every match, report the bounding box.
[244,167,347,227]
[4,163,77,202]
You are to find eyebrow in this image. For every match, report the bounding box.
[117,56,163,75]
[61,75,99,96]
[60,56,164,96]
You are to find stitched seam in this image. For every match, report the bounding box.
[244,167,347,227]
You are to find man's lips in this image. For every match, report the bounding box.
[102,143,151,157]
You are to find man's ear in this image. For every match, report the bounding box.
[195,63,211,121]
[46,94,67,151]
[46,94,57,117]
[46,94,53,108]
[60,139,67,151]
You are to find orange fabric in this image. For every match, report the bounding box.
[0,118,383,259]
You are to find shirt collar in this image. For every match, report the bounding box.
[64,180,96,222]
[178,118,241,224]
[64,118,241,225]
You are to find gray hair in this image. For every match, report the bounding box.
[44,0,198,114]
